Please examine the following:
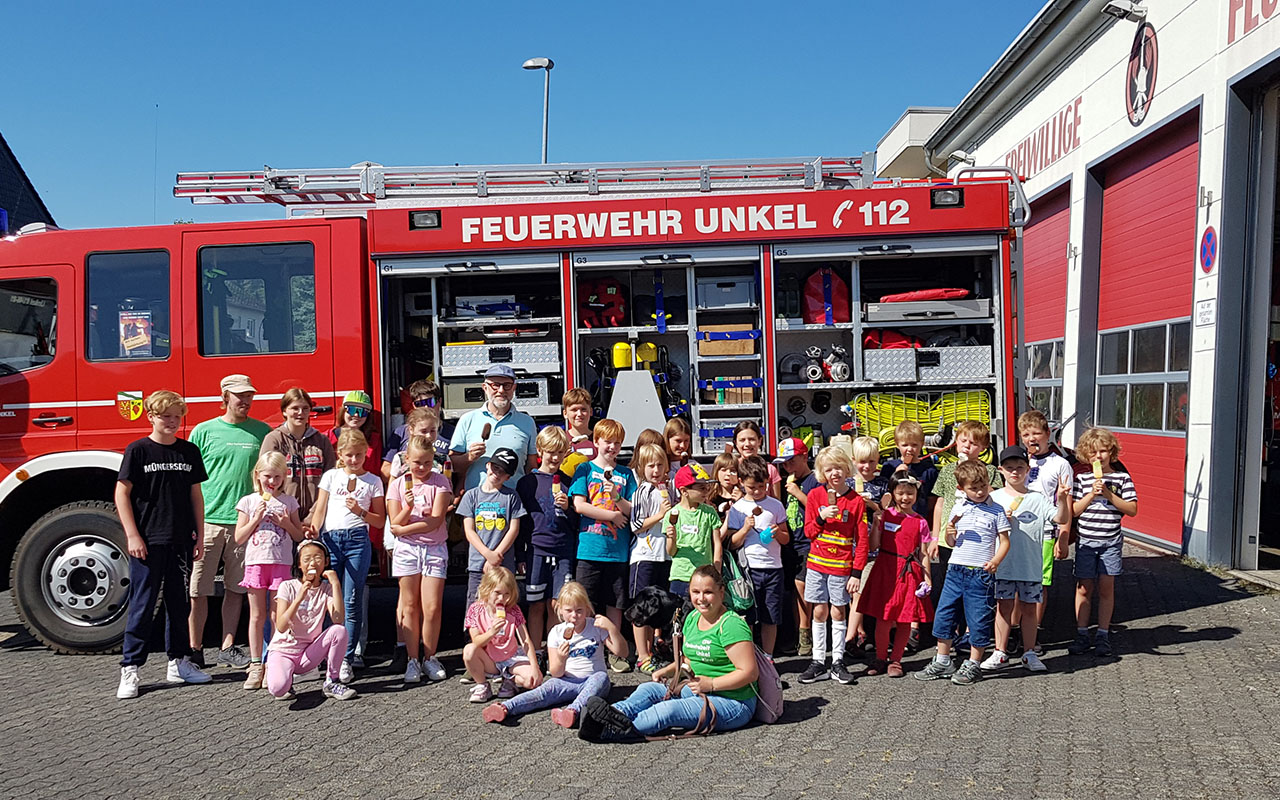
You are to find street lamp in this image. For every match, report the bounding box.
[522,57,554,164]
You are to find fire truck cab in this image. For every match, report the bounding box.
[0,155,1028,653]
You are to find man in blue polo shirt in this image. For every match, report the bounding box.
[450,365,539,491]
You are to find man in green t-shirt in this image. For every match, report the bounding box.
[186,374,272,669]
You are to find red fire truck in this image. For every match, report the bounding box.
[0,156,1028,652]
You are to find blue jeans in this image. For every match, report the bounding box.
[322,527,372,662]
[931,563,995,650]
[614,681,757,736]
[501,672,610,716]
[121,544,191,667]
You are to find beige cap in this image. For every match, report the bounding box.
[220,374,257,394]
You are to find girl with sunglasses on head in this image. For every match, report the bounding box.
[327,390,383,476]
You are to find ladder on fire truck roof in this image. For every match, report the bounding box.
[173,154,879,207]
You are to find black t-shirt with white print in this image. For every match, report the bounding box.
[118,436,208,547]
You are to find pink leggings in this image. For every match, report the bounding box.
[266,626,349,697]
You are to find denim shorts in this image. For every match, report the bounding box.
[527,553,576,603]
[931,564,995,649]
[804,570,850,606]
[994,579,1044,603]
[1075,540,1123,579]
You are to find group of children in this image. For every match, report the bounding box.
[114,383,1138,720]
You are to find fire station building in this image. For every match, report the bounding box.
[879,0,1280,582]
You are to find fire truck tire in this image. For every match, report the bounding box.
[10,501,131,654]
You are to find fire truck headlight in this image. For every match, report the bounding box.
[930,188,964,208]
[409,210,442,230]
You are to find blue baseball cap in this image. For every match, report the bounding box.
[484,364,517,381]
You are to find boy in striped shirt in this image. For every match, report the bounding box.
[916,460,1010,686]
[1068,427,1138,657]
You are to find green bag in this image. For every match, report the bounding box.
[723,550,755,614]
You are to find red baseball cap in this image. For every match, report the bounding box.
[772,437,809,464]
[673,462,712,491]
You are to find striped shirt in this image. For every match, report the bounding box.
[1072,470,1137,547]
[950,497,1010,568]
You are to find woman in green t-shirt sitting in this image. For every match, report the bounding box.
[579,564,759,741]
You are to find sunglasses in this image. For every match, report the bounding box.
[413,397,439,408]
[344,405,370,418]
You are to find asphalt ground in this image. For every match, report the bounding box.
[1,545,1277,800]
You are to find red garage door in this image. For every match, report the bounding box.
[1096,111,1198,547]
[1023,185,1070,343]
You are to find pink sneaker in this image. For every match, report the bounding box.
[550,707,577,729]
[482,702,508,723]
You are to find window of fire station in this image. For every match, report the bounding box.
[1025,339,1064,423]
[198,242,315,357]
[0,277,57,375]
[1095,320,1190,433]
[86,251,171,361]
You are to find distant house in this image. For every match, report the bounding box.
[0,131,55,233]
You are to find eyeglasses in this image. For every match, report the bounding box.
[412,397,439,408]
[344,405,370,419]
[485,380,515,391]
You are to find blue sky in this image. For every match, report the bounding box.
[3,1,1034,229]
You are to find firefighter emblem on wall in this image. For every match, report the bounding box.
[117,391,143,421]
[1126,22,1158,127]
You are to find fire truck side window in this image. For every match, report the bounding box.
[0,277,57,375]
[85,251,171,361]
[198,242,316,357]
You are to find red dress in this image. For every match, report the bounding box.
[857,508,934,624]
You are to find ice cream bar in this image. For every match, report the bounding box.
[659,487,669,500]
[481,423,492,440]
[306,569,317,578]
[552,474,563,495]
[752,506,763,516]
[495,606,506,621]
[1091,459,1103,479]
[854,475,865,493]
[723,444,733,455]
[719,501,731,513]
[786,474,796,485]
[1009,496,1024,512]
[668,511,679,525]
[260,489,271,503]
[346,476,357,493]
[443,460,453,480]
[404,472,415,506]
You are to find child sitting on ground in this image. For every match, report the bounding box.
[1069,427,1138,657]
[482,581,624,727]
[462,566,542,703]
[266,541,356,701]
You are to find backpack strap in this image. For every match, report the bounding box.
[645,691,718,741]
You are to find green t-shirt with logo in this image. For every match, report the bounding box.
[681,609,757,702]
[668,503,721,582]
[190,417,272,525]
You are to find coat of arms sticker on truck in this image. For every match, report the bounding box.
[117,391,143,421]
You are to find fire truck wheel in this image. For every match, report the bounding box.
[11,501,130,654]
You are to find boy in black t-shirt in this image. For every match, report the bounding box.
[115,390,212,699]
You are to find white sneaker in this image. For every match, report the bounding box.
[116,665,140,699]
[403,658,423,684]
[423,656,447,682]
[339,659,355,684]
[166,656,212,684]
[979,650,1011,672]
[323,679,358,701]
[1022,651,1048,672]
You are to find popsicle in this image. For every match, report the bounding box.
[346,476,357,493]
[443,459,453,482]
[495,606,506,621]
[668,511,680,525]
[1091,459,1103,479]
[854,475,866,493]
[723,443,733,455]
[1009,495,1024,512]
[659,487,670,502]
[718,501,731,514]
[552,474,564,497]
[481,423,492,440]
[404,472,415,507]
[752,506,763,516]
[260,489,271,503]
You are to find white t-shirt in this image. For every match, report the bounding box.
[318,468,384,532]
[630,482,672,563]
[1026,451,1073,501]
[548,619,608,679]
[991,488,1055,584]
[726,495,786,570]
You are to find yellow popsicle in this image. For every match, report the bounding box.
[1092,459,1103,479]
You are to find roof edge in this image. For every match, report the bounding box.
[0,130,56,226]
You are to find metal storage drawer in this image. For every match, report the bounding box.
[863,349,918,382]
[445,376,550,410]
[699,419,744,455]
[440,341,560,376]
[863,346,993,383]
[864,299,991,321]
[695,276,756,309]
[917,345,993,381]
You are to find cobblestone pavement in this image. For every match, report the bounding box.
[1,546,1278,800]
